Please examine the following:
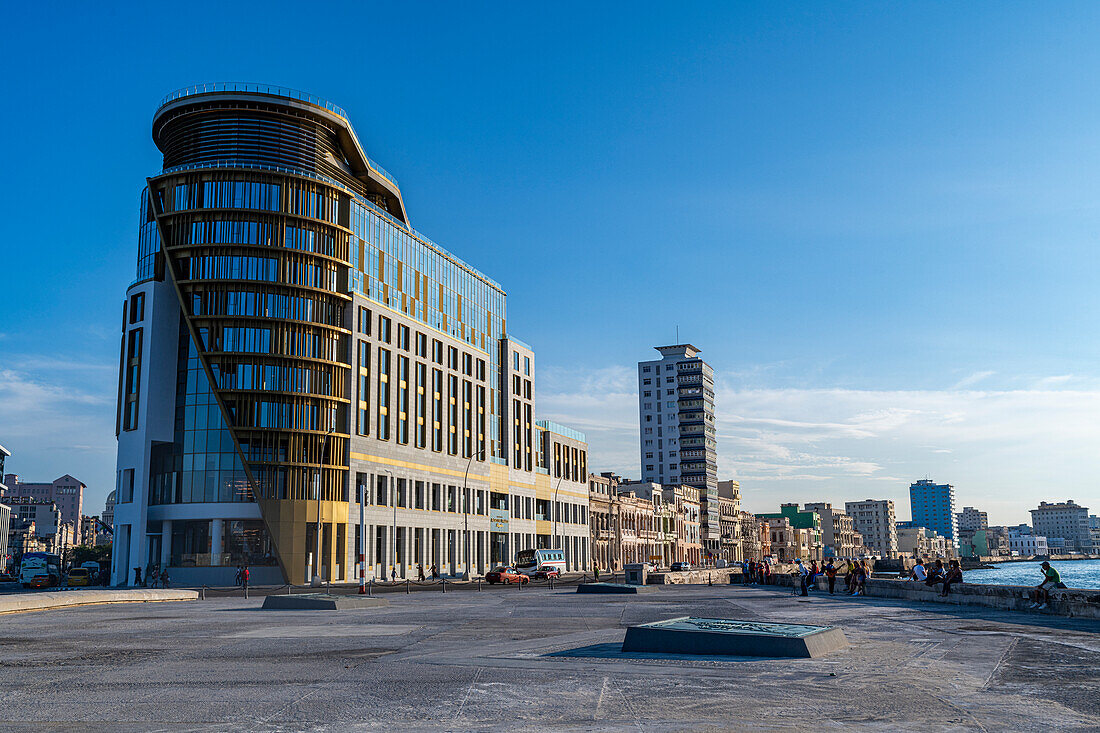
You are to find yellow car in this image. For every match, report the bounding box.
[66,568,92,586]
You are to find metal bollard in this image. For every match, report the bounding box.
[244,586,249,599]
[441,578,446,593]
[368,579,373,596]
[478,578,482,591]
[200,585,206,600]
[287,584,292,595]
[406,579,411,594]
[549,576,554,590]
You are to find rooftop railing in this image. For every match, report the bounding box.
[157,83,398,189]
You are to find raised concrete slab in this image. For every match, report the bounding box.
[0,589,198,615]
[621,616,849,658]
[577,582,658,594]
[261,593,389,610]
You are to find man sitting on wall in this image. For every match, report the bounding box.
[1030,561,1067,610]
[910,558,928,582]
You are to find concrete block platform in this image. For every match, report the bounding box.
[0,589,199,615]
[621,616,849,658]
[261,593,389,610]
[577,582,657,594]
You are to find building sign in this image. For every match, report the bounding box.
[490,508,509,532]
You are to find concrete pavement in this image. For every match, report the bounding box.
[1,583,1097,730]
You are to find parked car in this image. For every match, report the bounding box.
[26,573,52,589]
[485,566,529,585]
[670,562,694,572]
[643,562,661,572]
[526,566,561,579]
[66,568,93,587]
[0,569,16,583]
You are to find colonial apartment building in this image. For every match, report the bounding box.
[804,502,865,559]
[112,83,589,586]
[845,499,898,559]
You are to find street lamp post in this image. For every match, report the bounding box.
[553,475,564,568]
[461,447,487,580]
[311,426,335,587]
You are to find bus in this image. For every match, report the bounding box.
[20,552,61,588]
[515,548,566,576]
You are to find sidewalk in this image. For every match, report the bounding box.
[0,588,199,615]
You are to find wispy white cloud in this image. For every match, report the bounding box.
[952,370,996,389]
[536,364,1100,525]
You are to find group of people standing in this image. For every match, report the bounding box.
[793,558,870,596]
[741,557,871,596]
[134,564,170,588]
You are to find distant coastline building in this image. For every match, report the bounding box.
[845,499,898,558]
[717,480,742,562]
[637,344,719,555]
[111,83,589,586]
[3,474,85,545]
[1030,501,1093,554]
[956,506,988,532]
[804,502,864,559]
[910,479,959,548]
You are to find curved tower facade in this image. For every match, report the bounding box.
[112,84,591,586]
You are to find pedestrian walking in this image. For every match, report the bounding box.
[417,563,426,581]
[234,565,243,587]
[430,564,439,580]
[795,558,809,596]
[390,567,397,582]
[160,568,170,589]
[133,567,143,587]
[593,564,600,581]
[241,566,250,590]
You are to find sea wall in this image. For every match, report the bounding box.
[647,568,743,585]
[814,576,1100,619]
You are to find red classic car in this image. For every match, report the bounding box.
[485,566,529,585]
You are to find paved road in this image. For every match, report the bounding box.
[2,583,1098,730]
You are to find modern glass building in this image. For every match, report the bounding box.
[112,83,590,585]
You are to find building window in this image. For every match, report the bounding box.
[378,315,391,343]
[432,339,443,364]
[357,340,370,436]
[415,361,427,448]
[447,346,459,370]
[432,369,443,451]
[123,328,142,431]
[448,375,459,455]
[415,331,427,357]
[129,292,145,323]
[397,324,410,351]
[397,355,409,444]
[523,356,530,375]
[377,348,391,440]
[358,306,372,334]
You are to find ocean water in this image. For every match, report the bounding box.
[963,559,1100,590]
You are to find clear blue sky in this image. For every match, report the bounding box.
[3,3,1099,525]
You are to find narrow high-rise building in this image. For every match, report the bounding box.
[112,83,590,586]
[909,479,959,548]
[637,344,718,554]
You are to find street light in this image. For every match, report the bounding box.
[461,446,487,580]
[311,425,335,587]
[553,474,564,567]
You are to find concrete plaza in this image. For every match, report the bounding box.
[2,583,1098,730]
